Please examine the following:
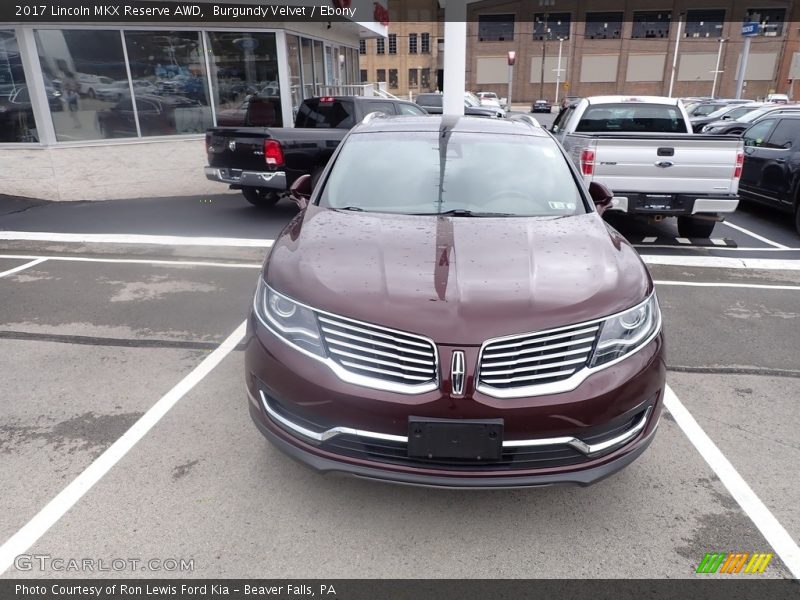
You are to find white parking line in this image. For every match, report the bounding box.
[0,254,261,269]
[655,280,800,291]
[0,231,274,248]
[0,320,247,575]
[720,220,790,250]
[0,258,47,279]
[664,385,800,579]
[634,245,800,251]
[642,255,800,271]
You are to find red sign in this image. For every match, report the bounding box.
[373,2,389,26]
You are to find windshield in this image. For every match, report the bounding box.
[703,105,737,120]
[738,108,776,123]
[320,131,585,217]
[576,103,689,133]
[723,106,760,120]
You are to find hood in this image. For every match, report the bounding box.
[266,207,651,345]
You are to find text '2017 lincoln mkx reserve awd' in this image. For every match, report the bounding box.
[245,114,665,488]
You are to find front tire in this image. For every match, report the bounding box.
[242,187,279,208]
[677,216,717,238]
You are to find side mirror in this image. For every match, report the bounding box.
[289,174,312,210]
[588,181,614,215]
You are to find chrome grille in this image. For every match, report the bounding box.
[478,322,600,390]
[318,314,437,387]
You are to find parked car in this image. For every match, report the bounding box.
[766,93,790,104]
[685,100,731,117]
[739,114,800,235]
[702,104,800,135]
[551,95,744,238]
[97,94,203,137]
[246,114,665,488]
[77,73,113,98]
[205,95,428,207]
[476,91,506,108]
[96,79,155,101]
[416,92,505,118]
[531,99,552,113]
[690,102,764,133]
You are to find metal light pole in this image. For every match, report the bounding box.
[539,13,549,100]
[737,21,761,99]
[507,51,515,110]
[668,12,684,98]
[711,38,726,98]
[554,37,564,104]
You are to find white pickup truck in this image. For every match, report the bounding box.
[550,95,744,238]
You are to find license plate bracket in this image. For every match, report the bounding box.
[407,417,503,461]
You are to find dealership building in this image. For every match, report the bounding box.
[0,1,387,200]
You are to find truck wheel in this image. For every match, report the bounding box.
[242,187,279,208]
[677,216,716,239]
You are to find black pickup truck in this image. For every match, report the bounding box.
[204,95,427,207]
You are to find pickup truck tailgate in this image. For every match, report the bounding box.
[580,135,743,195]
[207,128,270,172]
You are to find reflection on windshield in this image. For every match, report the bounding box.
[319,131,585,217]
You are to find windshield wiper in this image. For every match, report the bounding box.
[414,209,515,217]
[336,206,365,212]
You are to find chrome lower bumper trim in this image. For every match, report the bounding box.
[204,166,287,190]
[259,390,652,457]
[692,198,739,214]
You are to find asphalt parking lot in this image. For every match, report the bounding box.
[0,182,799,580]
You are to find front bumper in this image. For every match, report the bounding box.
[246,317,666,488]
[204,166,287,191]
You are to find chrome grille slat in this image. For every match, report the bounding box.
[339,359,432,381]
[480,346,591,368]
[480,356,589,376]
[329,347,435,374]
[481,368,578,385]
[318,313,437,389]
[323,337,433,366]
[318,315,432,349]
[483,325,599,352]
[481,336,596,360]
[320,326,434,358]
[479,321,601,391]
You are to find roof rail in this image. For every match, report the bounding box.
[509,114,541,128]
[361,111,389,125]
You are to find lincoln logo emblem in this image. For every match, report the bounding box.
[451,351,465,396]
[228,140,236,152]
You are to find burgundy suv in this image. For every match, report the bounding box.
[245,115,665,488]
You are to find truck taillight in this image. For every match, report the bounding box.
[734,151,744,179]
[580,149,595,176]
[264,140,284,167]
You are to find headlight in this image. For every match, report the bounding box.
[254,279,326,357]
[589,294,660,368]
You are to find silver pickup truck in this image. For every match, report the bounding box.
[551,96,744,238]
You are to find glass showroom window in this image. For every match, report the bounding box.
[0,29,43,143]
[35,29,130,141]
[206,31,282,128]
[123,31,212,137]
[300,37,314,99]
[285,34,302,115]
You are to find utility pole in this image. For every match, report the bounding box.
[539,12,549,100]
[554,38,565,104]
[668,12,684,98]
[711,38,726,98]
